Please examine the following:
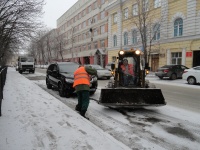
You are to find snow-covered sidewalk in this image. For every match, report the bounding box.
[0,68,130,150]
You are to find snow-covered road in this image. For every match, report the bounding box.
[23,70,200,150]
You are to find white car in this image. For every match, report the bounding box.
[85,64,112,79]
[105,62,115,71]
[182,66,200,85]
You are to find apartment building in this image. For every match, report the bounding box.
[107,0,200,71]
[57,0,109,67]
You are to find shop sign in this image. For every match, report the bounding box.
[186,52,192,57]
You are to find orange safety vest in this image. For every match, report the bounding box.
[73,66,90,87]
[121,64,134,76]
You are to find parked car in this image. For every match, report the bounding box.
[105,62,115,71]
[15,65,18,71]
[155,65,189,80]
[182,66,200,85]
[46,62,98,97]
[85,64,112,79]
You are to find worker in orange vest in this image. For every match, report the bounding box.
[73,65,97,119]
[120,59,135,86]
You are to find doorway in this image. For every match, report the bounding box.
[193,50,200,67]
[151,54,159,72]
[84,57,90,65]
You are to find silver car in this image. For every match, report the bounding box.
[85,64,112,79]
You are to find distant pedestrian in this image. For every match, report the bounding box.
[73,65,97,119]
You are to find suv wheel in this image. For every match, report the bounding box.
[187,77,196,85]
[58,83,66,97]
[158,76,163,79]
[170,73,177,80]
[46,78,52,89]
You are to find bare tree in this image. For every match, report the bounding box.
[0,0,44,65]
[55,29,65,62]
[131,0,166,65]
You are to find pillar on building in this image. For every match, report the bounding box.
[167,49,171,65]
[182,48,186,65]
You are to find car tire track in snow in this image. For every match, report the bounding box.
[35,83,198,150]
[25,72,200,150]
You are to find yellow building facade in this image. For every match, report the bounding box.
[107,0,200,71]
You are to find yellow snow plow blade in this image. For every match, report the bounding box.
[99,88,166,108]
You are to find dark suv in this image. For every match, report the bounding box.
[155,65,189,80]
[46,62,98,97]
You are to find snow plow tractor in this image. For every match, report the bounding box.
[99,49,166,108]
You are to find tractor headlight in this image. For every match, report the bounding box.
[119,50,125,55]
[145,69,149,75]
[111,71,114,75]
[135,50,141,55]
[65,78,74,83]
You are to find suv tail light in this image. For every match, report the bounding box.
[183,71,188,73]
[164,69,169,73]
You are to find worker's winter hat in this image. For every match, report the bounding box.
[123,59,128,63]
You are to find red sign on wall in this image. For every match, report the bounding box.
[186,52,192,57]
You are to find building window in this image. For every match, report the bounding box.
[82,33,86,39]
[101,11,105,20]
[113,35,117,47]
[124,8,128,19]
[88,18,92,25]
[83,9,86,16]
[124,32,128,45]
[93,15,98,23]
[100,25,105,34]
[113,13,118,24]
[79,24,81,30]
[83,45,86,51]
[94,1,97,9]
[132,4,138,16]
[174,18,183,37]
[88,5,92,12]
[101,40,105,47]
[153,24,160,40]
[78,35,81,42]
[143,0,149,12]
[132,30,137,44]
[82,21,86,28]
[94,42,98,49]
[88,44,91,50]
[94,28,98,36]
[154,0,161,8]
[112,56,116,62]
[171,52,182,65]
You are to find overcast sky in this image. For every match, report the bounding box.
[42,0,78,29]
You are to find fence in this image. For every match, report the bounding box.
[0,67,8,116]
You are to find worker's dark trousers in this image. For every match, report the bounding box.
[77,90,89,112]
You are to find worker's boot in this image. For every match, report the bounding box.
[80,110,89,120]
[75,105,81,112]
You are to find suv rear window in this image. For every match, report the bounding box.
[59,64,79,73]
